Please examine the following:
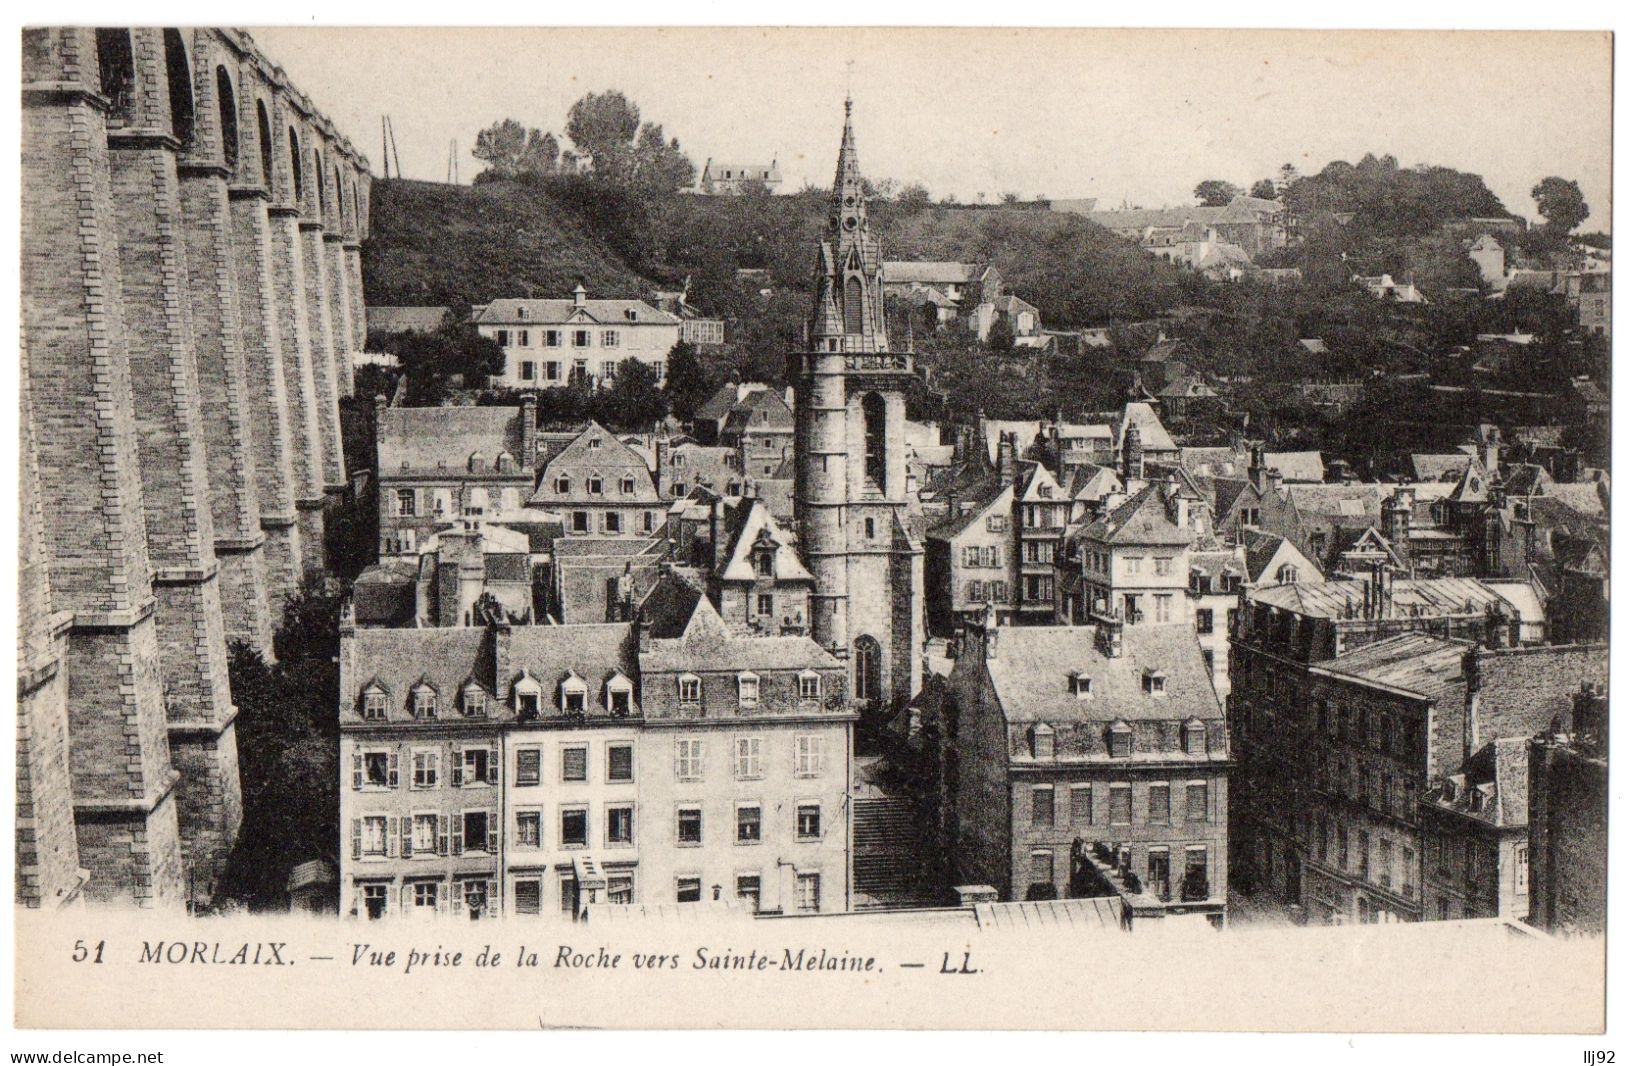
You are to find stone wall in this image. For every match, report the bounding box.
[19,26,370,908]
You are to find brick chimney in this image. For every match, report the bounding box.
[997,432,1017,489]
[520,394,538,471]
[1095,614,1124,658]
[654,429,671,493]
[710,495,727,570]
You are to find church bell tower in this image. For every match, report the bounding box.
[792,98,923,723]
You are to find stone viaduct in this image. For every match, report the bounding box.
[19,28,370,908]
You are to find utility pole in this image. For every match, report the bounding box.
[381,115,390,179]
[448,139,459,184]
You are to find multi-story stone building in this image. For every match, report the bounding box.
[376,397,538,556]
[1420,737,1532,921]
[932,615,1229,921]
[474,287,682,390]
[529,421,666,539]
[790,98,924,729]
[923,435,1018,634]
[337,597,853,919]
[20,26,368,907]
[1527,686,1608,936]
[1229,572,1604,924]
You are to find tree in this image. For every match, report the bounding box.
[1250,179,1277,200]
[896,183,932,215]
[602,359,669,429]
[985,316,1015,352]
[1532,176,1589,234]
[632,122,696,195]
[566,90,642,182]
[472,118,530,180]
[518,129,559,176]
[662,340,712,422]
[1194,179,1241,207]
[1000,191,1022,206]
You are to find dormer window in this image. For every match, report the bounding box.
[469,451,485,473]
[361,684,388,721]
[462,682,488,719]
[1030,722,1055,759]
[798,671,822,701]
[561,673,588,715]
[410,683,438,720]
[588,476,603,495]
[513,673,543,720]
[1107,721,1133,759]
[1038,484,1053,499]
[496,451,514,473]
[620,476,635,494]
[1280,564,1299,585]
[516,307,528,321]
[1182,718,1207,756]
[737,672,760,706]
[1142,669,1167,696]
[605,672,634,717]
[1070,672,1092,699]
[555,475,571,494]
[753,547,775,577]
[679,674,702,705]
[588,438,602,450]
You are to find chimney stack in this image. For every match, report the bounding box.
[998,432,1017,489]
[521,394,538,471]
[1123,422,1144,483]
[572,281,587,309]
[981,602,998,660]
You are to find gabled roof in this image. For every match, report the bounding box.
[473,297,679,327]
[926,478,1012,541]
[722,387,793,432]
[1251,576,1508,620]
[1114,402,1178,454]
[1017,461,1063,504]
[1431,738,1530,828]
[1263,451,1325,483]
[1410,453,1474,482]
[530,421,662,505]
[717,497,813,584]
[1284,483,1387,524]
[377,405,527,475]
[634,569,707,638]
[1078,483,1195,547]
[695,383,746,422]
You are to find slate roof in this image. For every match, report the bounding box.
[982,624,1223,725]
[1212,477,1257,524]
[530,421,662,506]
[716,497,813,584]
[634,569,707,638]
[1411,453,1474,482]
[473,297,680,327]
[640,597,840,674]
[377,405,526,475]
[1314,632,1473,704]
[1078,484,1195,547]
[1251,576,1510,620]
[1263,451,1325,483]
[883,261,987,286]
[1429,738,1529,828]
[1500,463,1554,497]
[344,626,492,721]
[1241,529,1287,583]
[926,477,1010,541]
[1284,483,1387,523]
[352,558,419,627]
[1114,402,1178,454]
[695,383,746,423]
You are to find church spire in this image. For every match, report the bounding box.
[809,97,887,352]
[833,95,861,201]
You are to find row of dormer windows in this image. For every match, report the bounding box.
[359,670,830,721]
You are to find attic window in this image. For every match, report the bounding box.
[1030,723,1055,759]
[462,683,488,719]
[1280,564,1299,585]
[1070,672,1093,699]
[737,672,760,706]
[362,686,387,721]
[561,674,588,714]
[588,477,603,495]
[411,684,438,720]
[606,674,633,717]
[1107,721,1133,759]
[470,451,486,473]
[588,438,603,450]
[679,674,702,705]
[1182,719,1207,756]
[1142,670,1167,696]
[620,476,635,495]
[514,674,543,720]
[798,671,822,701]
[625,308,638,321]
[556,476,571,494]
[516,307,529,320]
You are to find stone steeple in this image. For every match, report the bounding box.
[810,97,889,353]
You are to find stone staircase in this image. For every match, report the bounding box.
[852,796,931,908]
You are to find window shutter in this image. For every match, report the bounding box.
[387,752,400,788]
[452,815,464,856]
[450,880,464,916]
[350,819,361,860]
[451,746,464,787]
[487,812,500,854]
[437,814,449,857]
[401,821,413,858]
[486,749,500,786]
[351,753,363,791]
[386,817,399,858]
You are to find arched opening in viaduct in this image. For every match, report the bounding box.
[162,29,195,145]
[94,28,135,120]
[256,100,274,189]
[215,66,239,172]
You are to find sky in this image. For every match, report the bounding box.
[251,27,1612,227]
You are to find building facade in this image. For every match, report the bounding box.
[376,398,537,557]
[1527,687,1608,936]
[474,287,682,390]
[934,618,1229,921]
[528,422,666,539]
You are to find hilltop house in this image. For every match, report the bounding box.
[698,159,782,195]
[474,286,682,390]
